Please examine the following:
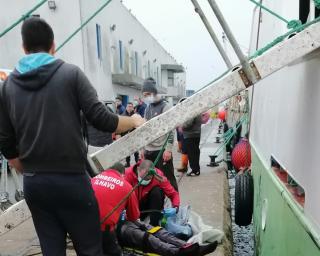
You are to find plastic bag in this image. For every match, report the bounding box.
[164,206,193,240]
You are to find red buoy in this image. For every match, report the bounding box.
[231,139,251,171]
[218,110,226,121]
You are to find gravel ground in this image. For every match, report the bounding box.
[228,169,254,256]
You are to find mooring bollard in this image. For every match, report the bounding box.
[208,155,219,167]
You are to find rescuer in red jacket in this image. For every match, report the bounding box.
[91,162,140,256]
[125,160,180,226]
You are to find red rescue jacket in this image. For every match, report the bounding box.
[91,169,140,231]
[125,164,180,208]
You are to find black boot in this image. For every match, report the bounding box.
[177,243,199,256]
[198,241,218,256]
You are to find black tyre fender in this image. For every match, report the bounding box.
[235,172,253,226]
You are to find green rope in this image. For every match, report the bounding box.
[149,133,170,170]
[249,0,288,24]
[249,0,301,29]
[314,0,320,9]
[194,14,320,98]
[250,16,320,59]
[214,116,247,157]
[56,0,112,52]
[0,0,48,38]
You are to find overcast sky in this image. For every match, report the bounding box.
[123,0,254,91]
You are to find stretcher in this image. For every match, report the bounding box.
[122,225,162,256]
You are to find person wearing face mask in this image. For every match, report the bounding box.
[91,162,140,256]
[125,160,180,226]
[141,77,178,191]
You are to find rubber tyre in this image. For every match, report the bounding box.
[235,173,253,226]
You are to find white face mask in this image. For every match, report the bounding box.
[143,95,155,105]
[138,176,152,186]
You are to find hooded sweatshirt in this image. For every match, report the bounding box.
[0,53,119,173]
[144,99,174,152]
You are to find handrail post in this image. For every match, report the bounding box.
[190,0,233,69]
[207,0,257,83]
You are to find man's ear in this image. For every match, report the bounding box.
[49,41,56,56]
[22,44,29,54]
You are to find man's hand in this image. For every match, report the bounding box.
[8,158,23,173]
[116,115,145,133]
[140,150,145,160]
[163,150,172,162]
[131,114,145,128]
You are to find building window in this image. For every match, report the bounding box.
[148,60,151,77]
[157,67,159,86]
[119,40,123,70]
[168,70,174,87]
[135,51,138,76]
[96,24,102,60]
[299,0,310,24]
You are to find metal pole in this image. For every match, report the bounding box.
[207,0,257,82]
[190,0,233,69]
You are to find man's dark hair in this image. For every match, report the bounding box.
[127,102,133,106]
[21,17,54,53]
[139,160,153,171]
[109,162,125,174]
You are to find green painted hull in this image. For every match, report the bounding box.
[252,147,320,256]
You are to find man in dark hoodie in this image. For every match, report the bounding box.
[0,17,144,256]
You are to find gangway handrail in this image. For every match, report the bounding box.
[0,0,48,38]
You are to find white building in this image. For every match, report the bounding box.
[0,0,186,105]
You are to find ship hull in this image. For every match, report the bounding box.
[252,145,320,256]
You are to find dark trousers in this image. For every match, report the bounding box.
[140,187,165,226]
[144,150,178,191]
[184,137,201,172]
[120,221,185,256]
[102,229,122,256]
[23,173,103,256]
[126,152,139,166]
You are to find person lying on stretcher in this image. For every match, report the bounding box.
[118,219,218,256]
[91,162,218,256]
